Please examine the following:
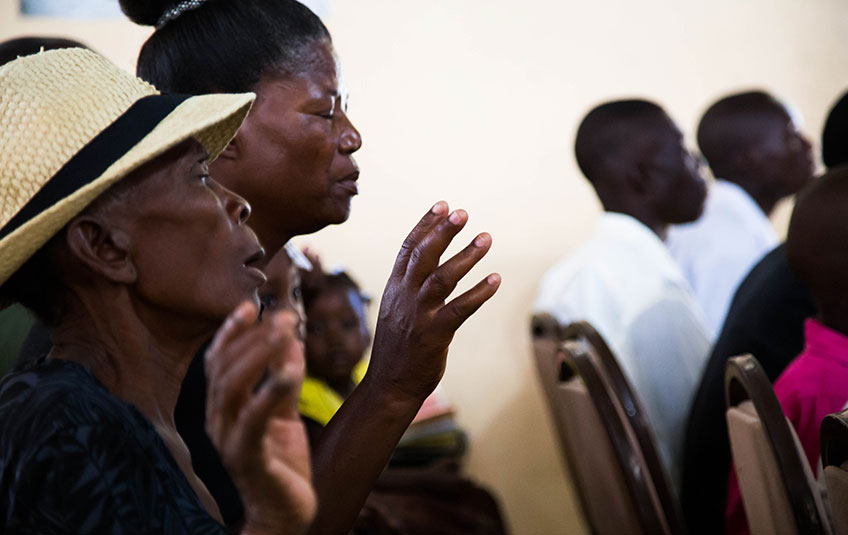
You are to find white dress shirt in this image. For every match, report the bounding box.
[534,212,711,493]
[666,180,778,337]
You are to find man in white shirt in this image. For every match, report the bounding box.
[667,91,815,336]
[535,99,711,492]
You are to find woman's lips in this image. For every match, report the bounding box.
[335,170,360,196]
[243,248,268,285]
[244,265,268,285]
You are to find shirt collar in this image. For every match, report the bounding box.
[712,179,767,219]
[599,211,667,250]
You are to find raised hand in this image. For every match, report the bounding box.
[366,200,500,402]
[297,247,325,295]
[308,201,499,535]
[205,301,316,535]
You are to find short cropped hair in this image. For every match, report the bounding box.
[822,91,848,169]
[696,91,783,178]
[574,99,666,181]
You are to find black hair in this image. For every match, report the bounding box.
[574,99,667,182]
[786,165,848,307]
[696,91,784,178]
[119,0,331,93]
[0,36,88,67]
[0,234,67,327]
[302,270,369,311]
[822,91,848,169]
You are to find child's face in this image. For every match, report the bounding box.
[305,286,370,386]
[260,252,306,336]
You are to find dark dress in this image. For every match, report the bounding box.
[680,243,816,534]
[0,357,229,534]
[13,328,248,527]
[176,348,245,526]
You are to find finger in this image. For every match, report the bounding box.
[303,248,322,270]
[207,338,271,439]
[206,301,259,378]
[209,301,259,355]
[403,209,468,286]
[235,370,301,453]
[268,356,306,415]
[432,273,501,332]
[209,309,297,377]
[420,232,492,303]
[215,312,299,404]
[207,327,274,388]
[391,201,449,279]
[207,312,300,433]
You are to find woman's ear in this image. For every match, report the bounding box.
[64,216,137,284]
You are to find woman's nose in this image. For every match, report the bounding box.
[339,112,362,154]
[224,189,251,224]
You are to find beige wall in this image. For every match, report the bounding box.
[3,0,848,532]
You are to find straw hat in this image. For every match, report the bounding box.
[0,47,254,286]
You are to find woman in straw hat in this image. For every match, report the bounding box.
[118,1,502,533]
[0,47,317,533]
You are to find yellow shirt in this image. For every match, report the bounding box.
[297,359,368,426]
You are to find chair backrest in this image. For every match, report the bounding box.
[530,314,569,447]
[823,465,848,535]
[563,321,686,534]
[821,409,848,535]
[531,313,617,531]
[725,354,830,535]
[530,314,683,534]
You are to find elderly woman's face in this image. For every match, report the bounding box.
[212,39,363,242]
[113,139,266,323]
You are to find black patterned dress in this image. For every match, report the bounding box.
[0,358,230,534]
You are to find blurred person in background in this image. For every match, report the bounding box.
[725,165,848,535]
[535,98,710,493]
[667,91,814,336]
[681,89,848,534]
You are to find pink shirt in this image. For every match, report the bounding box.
[726,318,848,535]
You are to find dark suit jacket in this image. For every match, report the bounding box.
[680,243,816,534]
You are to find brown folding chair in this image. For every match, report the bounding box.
[530,314,685,534]
[725,354,830,535]
[821,409,848,535]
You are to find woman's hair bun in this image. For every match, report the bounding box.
[119,0,176,27]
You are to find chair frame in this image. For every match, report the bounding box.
[530,314,685,534]
[530,314,602,530]
[821,408,848,470]
[563,321,686,534]
[725,354,828,535]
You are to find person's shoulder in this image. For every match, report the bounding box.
[0,358,142,443]
[535,245,615,312]
[772,353,831,403]
[733,245,789,291]
[669,181,774,250]
[0,360,224,534]
[722,245,806,321]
